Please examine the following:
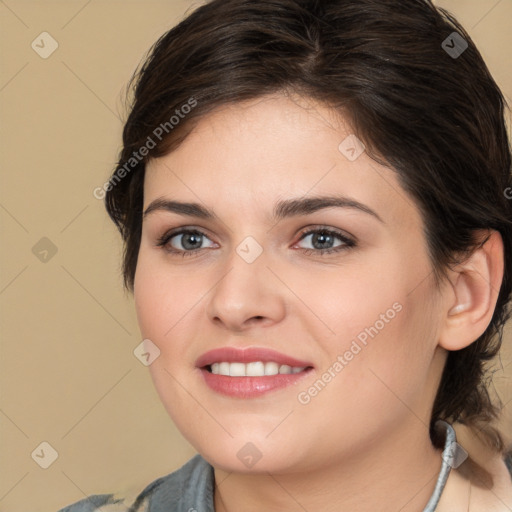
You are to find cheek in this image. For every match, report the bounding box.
[134,261,167,341]
[134,250,198,342]
[293,296,438,446]
[301,248,438,400]
[133,254,204,426]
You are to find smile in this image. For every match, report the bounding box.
[196,347,314,398]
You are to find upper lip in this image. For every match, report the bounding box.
[196,347,313,369]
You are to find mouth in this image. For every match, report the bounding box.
[196,347,314,398]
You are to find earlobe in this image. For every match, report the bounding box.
[438,230,504,352]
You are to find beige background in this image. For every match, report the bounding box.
[0,1,511,510]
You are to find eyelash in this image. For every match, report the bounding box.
[156,226,356,258]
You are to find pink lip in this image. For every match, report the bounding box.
[195,347,313,368]
[196,347,314,399]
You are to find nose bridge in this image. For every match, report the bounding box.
[206,235,285,330]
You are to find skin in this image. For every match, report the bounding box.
[134,93,505,511]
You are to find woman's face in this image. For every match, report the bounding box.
[134,94,448,473]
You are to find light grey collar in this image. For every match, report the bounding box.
[423,420,459,511]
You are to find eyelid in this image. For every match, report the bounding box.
[295,225,355,242]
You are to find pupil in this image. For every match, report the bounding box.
[183,233,202,250]
[314,232,332,249]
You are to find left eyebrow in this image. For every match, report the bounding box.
[143,195,384,224]
[273,195,384,223]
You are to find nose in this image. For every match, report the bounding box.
[205,248,287,333]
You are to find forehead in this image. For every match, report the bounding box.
[143,94,421,231]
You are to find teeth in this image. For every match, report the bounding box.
[265,362,279,375]
[229,362,245,377]
[209,361,306,377]
[246,361,265,376]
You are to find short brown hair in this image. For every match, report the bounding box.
[105,0,512,451]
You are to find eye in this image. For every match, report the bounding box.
[156,226,356,258]
[295,227,356,255]
[156,229,217,256]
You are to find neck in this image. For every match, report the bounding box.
[214,421,443,512]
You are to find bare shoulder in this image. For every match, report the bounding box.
[462,457,512,511]
[453,424,512,511]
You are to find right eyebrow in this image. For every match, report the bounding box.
[143,199,217,220]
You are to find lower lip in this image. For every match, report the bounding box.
[200,368,313,398]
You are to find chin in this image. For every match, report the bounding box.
[201,445,299,474]
[193,429,316,474]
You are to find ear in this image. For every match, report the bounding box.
[438,230,504,351]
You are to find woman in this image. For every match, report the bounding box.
[60,0,512,510]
